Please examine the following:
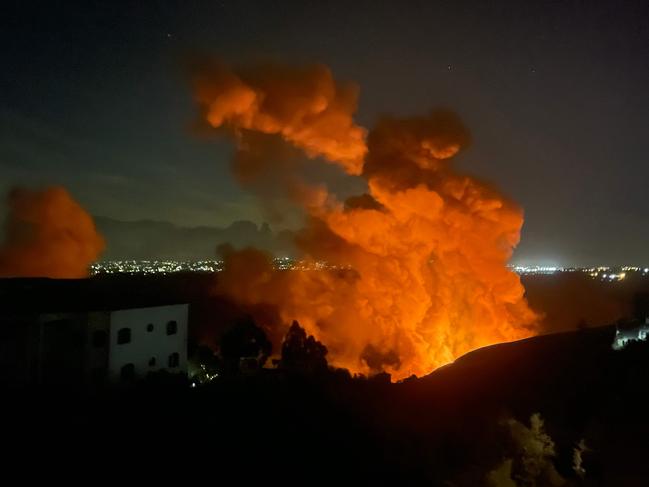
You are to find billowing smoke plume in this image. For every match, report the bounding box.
[0,187,105,278]
[192,62,367,175]
[194,62,538,379]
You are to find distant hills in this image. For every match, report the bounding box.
[94,216,296,260]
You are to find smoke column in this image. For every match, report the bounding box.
[193,62,539,379]
[192,62,366,175]
[0,186,105,278]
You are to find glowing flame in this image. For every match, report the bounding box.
[194,62,539,379]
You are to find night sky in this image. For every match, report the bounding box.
[3,0,649,266]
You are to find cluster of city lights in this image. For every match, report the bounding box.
[272,257,351,271]
[512,265,649,281]
[90,257,350,275]
[511,265,561,275]
[91,260,649,281]
[90,260,224,275]
[585,266,649,281]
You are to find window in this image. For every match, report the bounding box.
[117,327,131,345]
[92,330,107,348]
[168,352,179,368]
[120,363,135,382]
[146,323,154,332]
[148,357,156,367]
[166,320,178,336]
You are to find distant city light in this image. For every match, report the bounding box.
[89,258,350,275]
[512,265,559,275]
[89,260,224,275]
[511,265,644,281]
[89,260,648,281]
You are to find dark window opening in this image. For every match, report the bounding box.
[120,363,135,382]
[146,323,154,332]
[92,330,107,348]
[166,320,178,336]
[117,327,131,345]
[168,352,180,368]
[148,357,156,367]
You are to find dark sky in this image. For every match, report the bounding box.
[2,0,649,266]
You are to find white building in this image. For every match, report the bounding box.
[92,304,188,383]
[36,303,189,385]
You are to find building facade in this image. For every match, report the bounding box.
[102,304,188,383]
[39,304,189,385]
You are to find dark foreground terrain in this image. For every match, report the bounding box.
[3,323,649,486]
[2,273,649,485]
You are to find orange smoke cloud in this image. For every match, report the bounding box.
[0,187,105,278]
[198,62,539,379]
[192,62,367,175]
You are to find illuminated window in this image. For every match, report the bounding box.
[117,328,131,345]
[168,352,179,368]
[166,320,178,336]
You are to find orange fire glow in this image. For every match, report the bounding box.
[194,62,539,379]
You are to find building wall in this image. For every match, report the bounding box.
[107,304,188,382]
[38,313,88,385]
[86,312,111,385]
[0,313,40,386]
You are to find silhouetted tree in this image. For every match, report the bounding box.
[219,317,272,374]
[280,320,328,374]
